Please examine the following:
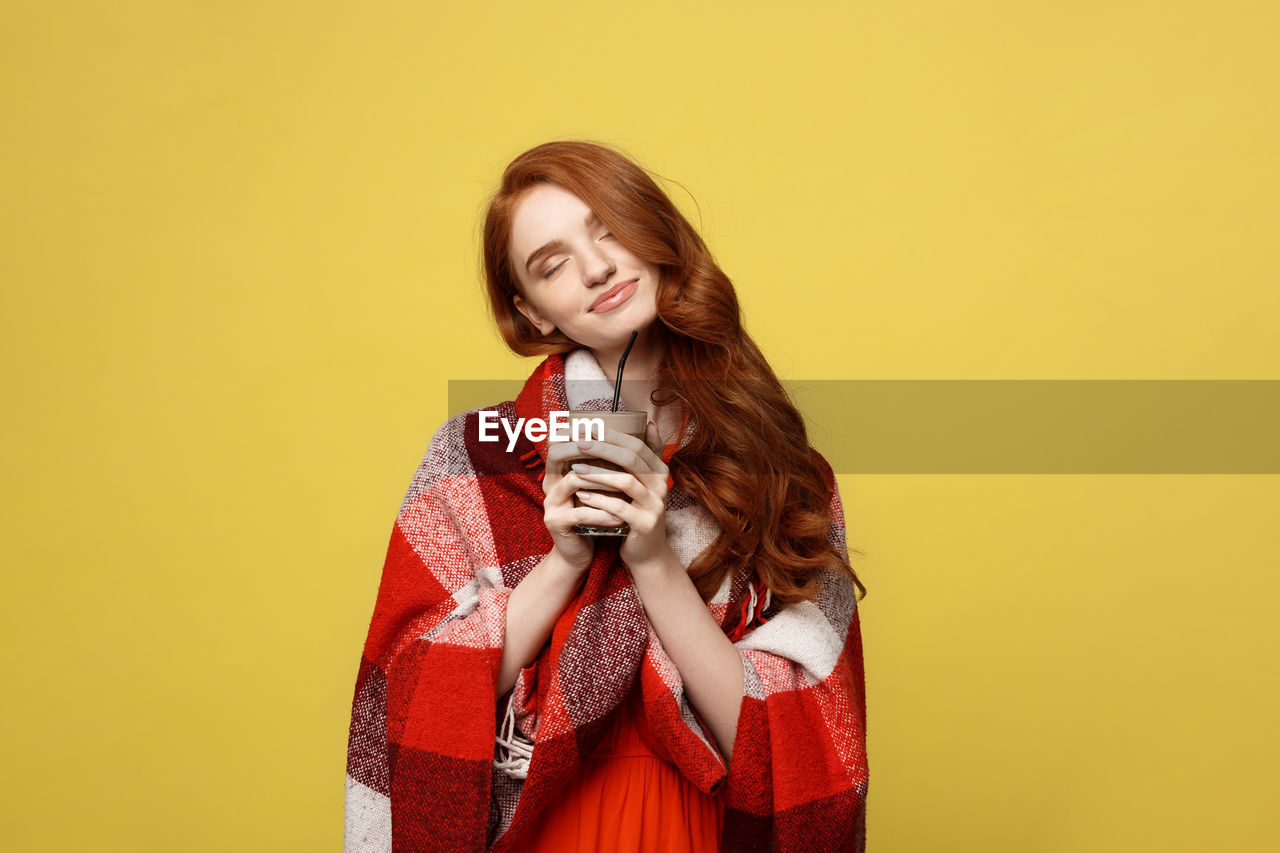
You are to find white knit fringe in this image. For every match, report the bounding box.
[744,584,772,630]
[494,692,533,779]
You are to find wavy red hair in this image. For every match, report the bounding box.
[480,140,866,605]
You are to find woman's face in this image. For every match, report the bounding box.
[508,183,661,354]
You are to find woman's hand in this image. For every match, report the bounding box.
[568,422,673,570]
[541,437,624,573]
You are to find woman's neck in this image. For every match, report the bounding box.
[589,325,671,431]
[590,325,665,389]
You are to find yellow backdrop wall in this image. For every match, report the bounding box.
[2,2,1277,851]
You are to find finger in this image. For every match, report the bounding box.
[545,442,586,479]
[574,437,669,487]
[541,456,574,496]
[643,420,664,456]
[575,489,635,526]
[544,470,591,506]
[569,465,666,509]
[548,502,620,532]
[609,425,667,473]
[552,471,641,511]
[598,426,663,466]
[545,441,583,464]
[575,506,624,526]
[568,463,643,498]
[608,425,659,456]
[573,433,661,476]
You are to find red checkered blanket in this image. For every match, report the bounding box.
[344,348,869,851]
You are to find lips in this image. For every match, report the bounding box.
[589,279,639,312]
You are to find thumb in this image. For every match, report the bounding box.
[644,420,663,454]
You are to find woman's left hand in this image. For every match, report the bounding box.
[569,421,673,570]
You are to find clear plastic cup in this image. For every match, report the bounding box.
[552,410,648,536]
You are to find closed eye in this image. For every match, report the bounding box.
[540,232,615,278]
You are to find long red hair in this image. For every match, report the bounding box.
[480,140,866,604]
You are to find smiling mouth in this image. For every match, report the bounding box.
[590,279,639,312]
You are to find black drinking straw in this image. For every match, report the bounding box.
[611,331,639,412]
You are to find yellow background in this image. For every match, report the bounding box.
[3,1,1277,850]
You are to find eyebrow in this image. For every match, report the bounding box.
[524,211,600,274]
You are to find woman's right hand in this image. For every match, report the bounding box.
[541,440,621,572]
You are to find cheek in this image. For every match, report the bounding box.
[642,260,662,286]
[644,269,663,298]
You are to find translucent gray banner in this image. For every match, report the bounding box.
[448,380,1280,473]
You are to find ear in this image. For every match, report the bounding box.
[512,293,556,336]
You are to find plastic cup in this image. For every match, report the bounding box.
[552,410,648,536]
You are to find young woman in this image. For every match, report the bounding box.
[345,140,870,853]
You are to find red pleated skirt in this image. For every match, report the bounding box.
[505,687,727,852]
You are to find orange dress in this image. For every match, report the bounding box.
[505,686,727,852]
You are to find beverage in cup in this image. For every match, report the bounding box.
[552,409,648,536]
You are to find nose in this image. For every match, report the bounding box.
[581,245,615,287]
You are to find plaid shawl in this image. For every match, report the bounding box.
[345,348,869,851]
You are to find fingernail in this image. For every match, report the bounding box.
[576,441,594,449]
[571,463,590,474]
